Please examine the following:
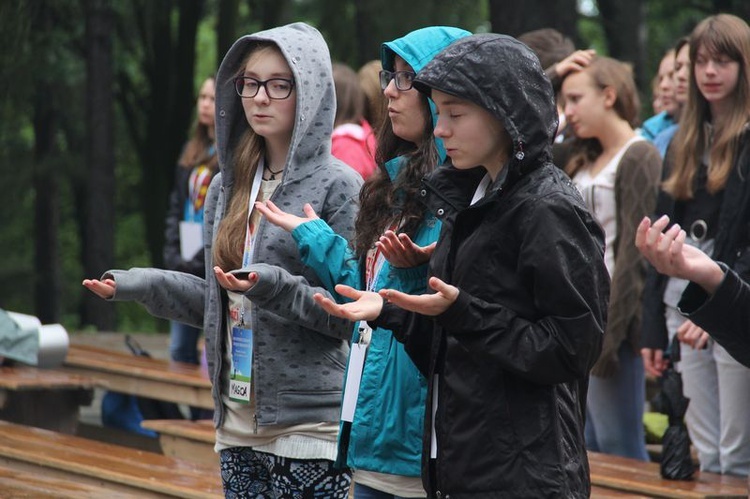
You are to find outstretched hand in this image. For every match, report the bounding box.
[635,215,724,294]
[214,266,258,292]
[376,230,436,268]
[313,284,384,322]
[379,276,459,316]
[82,278,116,300]
[255,200,319,232]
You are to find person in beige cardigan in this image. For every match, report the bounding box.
[559,56,662,460]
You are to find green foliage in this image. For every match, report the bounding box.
[7,0,750,336]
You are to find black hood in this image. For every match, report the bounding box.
[413,33,557,186]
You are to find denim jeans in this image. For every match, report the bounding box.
[169,320,201,365]
[585,343,649,460]
[353,483,410,499]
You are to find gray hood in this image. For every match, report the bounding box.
[214,22,336,188]
[413,33,557,187]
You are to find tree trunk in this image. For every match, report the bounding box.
[126,1,203,269]
[217,0,239,65]
[249,0,292,31]
[597,0,648,92]
[82,0,115,330]
[32,82,60,325]
[489,0,579,44]
[30,2,60,325]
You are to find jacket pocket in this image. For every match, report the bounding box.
[276,389,343,424]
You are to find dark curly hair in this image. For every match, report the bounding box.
[354,94,438,260]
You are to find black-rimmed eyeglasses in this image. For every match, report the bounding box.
[234,76,295,100]
[379,70,416,91]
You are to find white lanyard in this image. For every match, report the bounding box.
[241,161,267,268]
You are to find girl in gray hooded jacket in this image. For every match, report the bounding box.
[84,22,362,497]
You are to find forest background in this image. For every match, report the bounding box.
[1,0,748,333]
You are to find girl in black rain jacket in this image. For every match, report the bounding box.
[315,33,610,498]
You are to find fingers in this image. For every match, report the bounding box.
[379,285,453,316]
[378,287,412,305]
[679,321,710,349]
[377,231,434,268]
[641,348,666,377]
[657,223,682,253]
[635,216,651,249]
[333,284,364,301]
[378,230,406,253]
[213,267,257,292]
[314,289,383,321]
[428,276,459,302]
[313,292,344,316]
[302,203,319,219]
[557,49,596,77]
[645,215,670,248]
[82,279,115,299]
[671,229,686,256]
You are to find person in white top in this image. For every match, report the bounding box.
[561,56,662,460]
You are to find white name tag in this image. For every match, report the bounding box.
[179,221,203,260]
[340,341,367,422]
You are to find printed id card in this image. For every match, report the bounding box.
[229,326,253,404]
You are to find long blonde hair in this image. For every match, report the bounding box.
[663,14,750,199]
[213,44,281,271]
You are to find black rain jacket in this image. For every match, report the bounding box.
[373,34,610,498]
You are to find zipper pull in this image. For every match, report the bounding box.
[253,413,258,434]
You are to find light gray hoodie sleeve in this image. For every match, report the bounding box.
[104,268,206,328]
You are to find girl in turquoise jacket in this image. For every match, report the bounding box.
[257,26,469,498]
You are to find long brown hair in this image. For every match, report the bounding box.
[179,76,218,171]
[354,95,437,260]
[358,60,385,131]
[213,44,280,271]
[333,63,365,127]
[564,57,640,178]
[663,14,750,199]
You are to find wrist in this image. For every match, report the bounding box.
[694,261,725,295]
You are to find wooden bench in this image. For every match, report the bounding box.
[589,451,748,498]
[0,365,97,434]
[141,419,217,468]
[62,343,213,410]
[0,420,223,498]
[590,485,652,497]
[0,462,138,498]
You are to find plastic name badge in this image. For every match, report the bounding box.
[229,326,253,403]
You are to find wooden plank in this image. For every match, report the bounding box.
[0,463,140,499]
[589,451,748,499]
[0,366,98,391]
[141,420,216,468]
[0,366,96,433]
[0,421,223,498]
[141,419,214,443]
[591,485,653,498]
[62,344,213,409]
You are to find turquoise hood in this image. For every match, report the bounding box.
[381,26,471,162]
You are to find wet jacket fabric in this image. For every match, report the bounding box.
[291,26,470,479]
[373,34,609,498]
[641,127,750,351]
[105,23,363,429]
[679,264,750,368]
